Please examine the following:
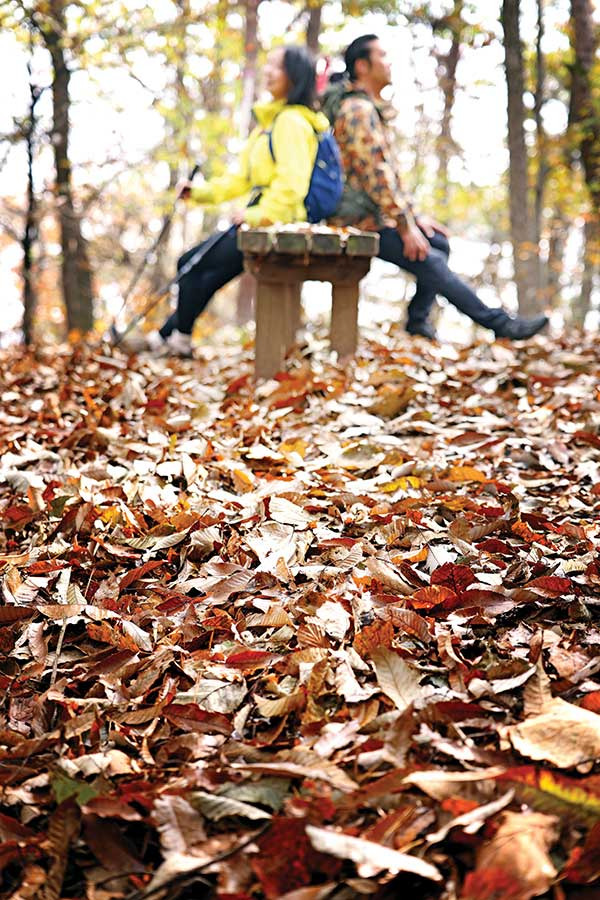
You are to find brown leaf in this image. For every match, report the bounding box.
[0,606,35,625]
[305,825,442,881]
[505,698,600,769]
[470,811,558,900]
[83,814,146,873]
[43,800,80,900]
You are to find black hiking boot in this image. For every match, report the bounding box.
[494,314,548,341]
[406,320,438,340]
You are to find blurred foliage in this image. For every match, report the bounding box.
[0,0,599,339]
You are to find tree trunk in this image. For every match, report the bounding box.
[533,0,547,241]
[239,0,259,140]
[236,0,260,325]
[43,1,94,335]
[546,212,567,310]
[149,0,192,296]
[434,1,463,201]
[534,0,549,300]
[501,0,540,315]
[23,67,41,345]
[306,4,322,55]
[573,217,598,326]
[569,0,600,266]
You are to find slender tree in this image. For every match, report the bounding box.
[22,57,42,344]
[306,3,322,55]
[501,0,540,314]
[569,0,600,322]
[236,0,261,324]
[433,0,464,203]
[40,0,95,334]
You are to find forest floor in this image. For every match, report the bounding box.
[1,326,600,900]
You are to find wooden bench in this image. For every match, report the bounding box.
[238,226,379,379]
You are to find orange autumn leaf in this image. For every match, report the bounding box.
[449,465,487,483]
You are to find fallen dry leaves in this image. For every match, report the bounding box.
[1,327,600,899]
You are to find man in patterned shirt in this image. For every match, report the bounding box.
[322,35,548,341]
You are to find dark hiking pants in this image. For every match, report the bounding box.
[377,226,510,331]
[160,225,243,338]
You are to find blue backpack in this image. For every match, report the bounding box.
[267,123,343,224]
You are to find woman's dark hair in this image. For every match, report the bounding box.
[344,34,379,81]
[283,45,317,108]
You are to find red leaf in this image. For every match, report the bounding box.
[353,620,395,658]
[251,817,341,899]
[572,430,600,450]
[431,563,475,593]
[526,575,572,596]
[225,650,282,671]
[580,692,600,714]
[563,821,600,884]
[318,538,360,548]
[476,539,511,554]
[461,867,528,900]
[119,560,164,590]
[0,606,36,625]
[2,505,35,529]
[163,703,232,735]
[410,585,457,610]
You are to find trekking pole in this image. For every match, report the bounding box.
[112,162,201,323]
[109,226,232,347]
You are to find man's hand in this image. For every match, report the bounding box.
[401,223,430,261]
[416,215,450,238]
[231,210,246,225]
[176,180,193,200]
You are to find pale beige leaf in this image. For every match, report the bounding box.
[426,790,514,844]
[506,697,600,768]
[314,601,351,641]
[153,795,207,857]
[254,690,305,717]
[313,720,361,758]
[335,659,378,703]
[365,558,412,595]
[246,605,293,627]
[402,766,507,801]
[269,496,312,528]
[372,647,422,713]
[523,656,554,716]
[145,853,208,892]
[122,620,153,652]
[178,679,247,714]
[190,791,271,821]
[474,811,559,900]
[305,826,442,882]
[231,755,357,792]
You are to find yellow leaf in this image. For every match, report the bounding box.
[382,476,421,492]
[449,465,486,482]
[232,469,255,493]
[280,439,308,459]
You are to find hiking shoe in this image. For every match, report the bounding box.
[494,314,548,340]
[119,330,193,358]
[165,330,194,358]
[406,320,438,340]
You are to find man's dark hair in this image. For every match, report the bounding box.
[344,34,379,81]
[283,45,316,108]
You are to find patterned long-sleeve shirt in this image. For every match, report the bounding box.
[329,93,416,232]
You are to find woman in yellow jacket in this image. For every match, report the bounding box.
[142,45,329,357]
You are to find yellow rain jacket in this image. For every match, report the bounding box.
[190,100,330,227]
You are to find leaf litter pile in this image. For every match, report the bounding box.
[1,329,600,900]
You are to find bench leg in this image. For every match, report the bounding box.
[284,283,302,350]
[330,283,359,360]
[255,280,287,379]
